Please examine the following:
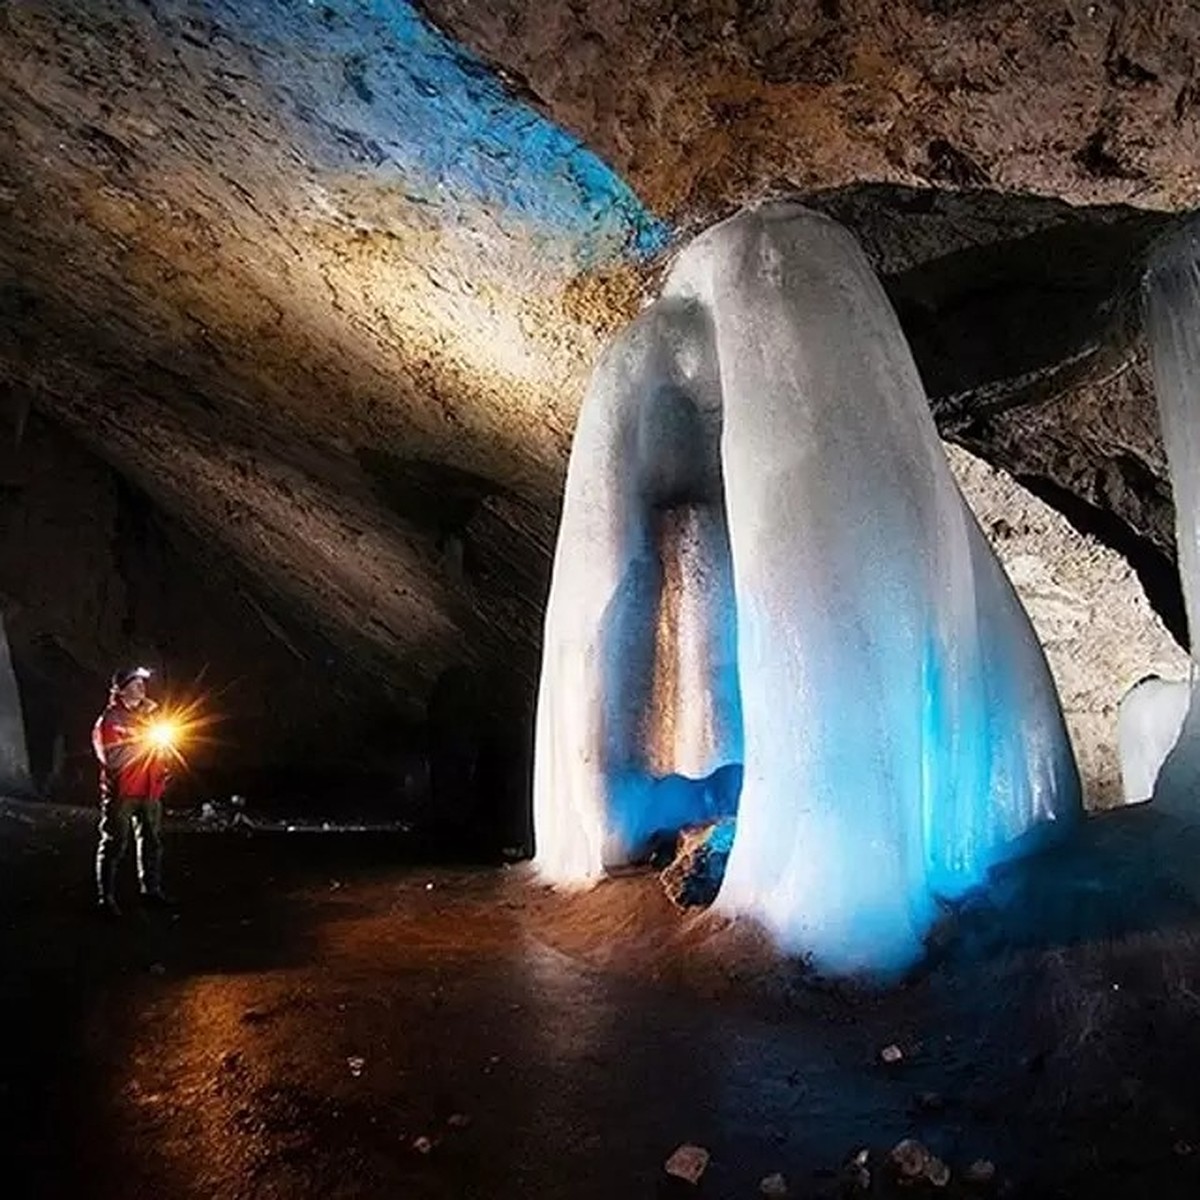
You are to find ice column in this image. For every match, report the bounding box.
[1144,219,1200,815]
[0,613,31,797]
[535,204,1080,974]
[668,206,1077,973]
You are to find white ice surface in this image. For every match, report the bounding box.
[1145,219,1200,819]
[535,204,1080,974]
[1117,676,1189,804]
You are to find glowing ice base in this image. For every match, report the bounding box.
[534,204,1081,975]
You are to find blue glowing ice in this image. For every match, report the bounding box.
[535,204,1080,976]
[534,296,742,874]
[201,0,668,264]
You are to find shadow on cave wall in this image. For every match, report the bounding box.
[0,415,429,810]
[355,447,510,575]
[797,185,1173,426]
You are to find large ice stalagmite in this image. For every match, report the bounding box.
[1143,220,1200,816]
[535,204,1080,974]
[668,207,1078,971]
[0,613,31,797]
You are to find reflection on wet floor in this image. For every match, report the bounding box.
[5,802,1200,1196]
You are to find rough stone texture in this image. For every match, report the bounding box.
[659,818,736,907]
[950,351,1186,642]
[422,0,1200,219]
[0,0,609,722]
[0,415,412,799]
[0,0,1193,785]
[949,443,1186,807]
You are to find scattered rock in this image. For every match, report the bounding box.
[759,1171,788,1196]
[447,1112,471,1129]
[965,1159,996,1184]
[914,1090,945,1112]
[926,1156,951,1187]
[148,962,166,976]
[412,1135,434,1154]
[890,1138,931,1180]
[880,1044,904,1064]
[664,1143,710,1184]
[659,819,736,908]
[1174,1141,1194,1157]
[346,1056,365,1077]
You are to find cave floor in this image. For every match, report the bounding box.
[4,800,1200,1199]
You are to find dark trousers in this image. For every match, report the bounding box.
[96,797,163,901]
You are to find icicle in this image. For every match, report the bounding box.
[1117,675,1188,804]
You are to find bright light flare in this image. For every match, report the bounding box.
[146,719,181,751]
[135,698,213,768]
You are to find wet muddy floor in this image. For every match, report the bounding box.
[4,799,1200,1198]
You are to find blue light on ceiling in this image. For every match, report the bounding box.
[211,0,671,265]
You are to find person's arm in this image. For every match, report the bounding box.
[96,710,138,773]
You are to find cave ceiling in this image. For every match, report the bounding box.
[0,0,1197,718]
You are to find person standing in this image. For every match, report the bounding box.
[92,666,173,916]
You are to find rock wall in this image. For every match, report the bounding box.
[423,0,1200,218]
[0,0,1193,818]
[0,415,414,801]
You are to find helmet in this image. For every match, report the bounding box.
[111,666,152,690]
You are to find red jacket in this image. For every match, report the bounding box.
[92,700,169,803]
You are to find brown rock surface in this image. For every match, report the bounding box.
[421,0,1200,218]
[949,442,1187,806]
[0,0,1192,786]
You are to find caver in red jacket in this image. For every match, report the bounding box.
[92,698,169,802]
